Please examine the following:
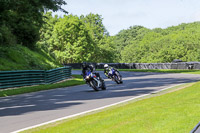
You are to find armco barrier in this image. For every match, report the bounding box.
[45,67,71,84]
[0,66,71,89]
[65,62,200,70]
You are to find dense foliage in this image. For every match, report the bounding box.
[0,0,67,48]
[118,23,200,63]
[37,13,117,64]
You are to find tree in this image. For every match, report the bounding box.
[80,13,112,62]
[36,12,59,54]
[37,12,117,64]
[0,0,67,48]
[120,22,200,63]
[50,15,95,64]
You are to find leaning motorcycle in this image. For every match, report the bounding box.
[85,71,106,91]
[108,68,123,84]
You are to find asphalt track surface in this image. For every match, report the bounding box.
[0,71,200,133]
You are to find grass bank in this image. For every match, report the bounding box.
[0,75,84,97]
[0,45,61,71]
[22,81,200,133]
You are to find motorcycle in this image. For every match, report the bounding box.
[85,71,106,91]
[108,68,123,84]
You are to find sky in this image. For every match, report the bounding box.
[53,0,200,36]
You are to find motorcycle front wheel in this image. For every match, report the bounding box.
[114,72,123,84]
[90,80,101,91]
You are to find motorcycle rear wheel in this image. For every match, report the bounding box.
[101,81,106,90]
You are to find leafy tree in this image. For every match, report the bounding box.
[119,22,200,63]
[50,15,95,64]
[80,13,112,62]
[36,12,59,54]
[96,36,117,63]
[114,26,146,49]
[0,0,67,48]
[80,13,109,38]
[37,13,117,64]
[113,26,150,61]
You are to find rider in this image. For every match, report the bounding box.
[104,64,118,79]
[81,62,95,79]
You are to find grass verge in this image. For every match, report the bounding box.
[0,75,84,97]
[21,81,200,133]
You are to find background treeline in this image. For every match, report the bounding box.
[37,12,117,64]
[38,14,200,64]
[1,0,200,70]
[117,23,200,63]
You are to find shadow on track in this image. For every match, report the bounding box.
[0,71,199,117]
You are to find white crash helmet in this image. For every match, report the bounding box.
[104,64,108,68]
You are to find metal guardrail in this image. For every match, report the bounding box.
[65,62,200,70]
[45,67,71,84]
[0,66,71,89]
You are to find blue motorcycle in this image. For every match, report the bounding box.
[85,70,106,91]
[108,68,123,84]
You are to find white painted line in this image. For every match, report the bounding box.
[0,105,35,110]
[12,83,184,133]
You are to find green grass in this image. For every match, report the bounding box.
[0,45,61,71]
[22,81,200,133]
[0,75,84,97]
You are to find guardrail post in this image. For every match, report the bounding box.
[44,70,47,84]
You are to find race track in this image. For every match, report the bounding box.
[0,71,199,133]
